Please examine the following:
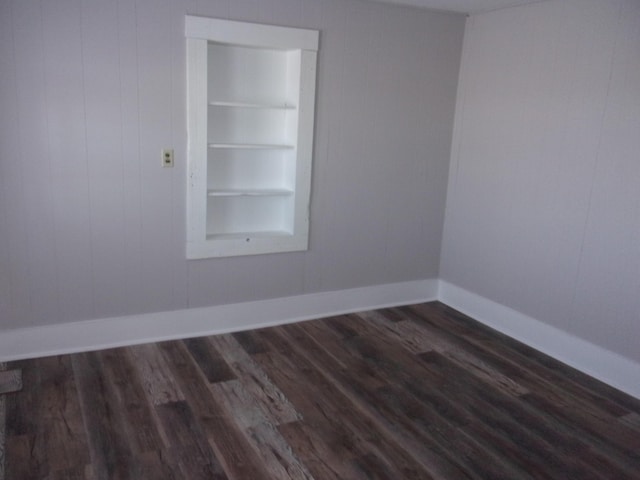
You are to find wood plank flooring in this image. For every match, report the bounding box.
[3,302,640,479]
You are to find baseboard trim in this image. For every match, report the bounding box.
[0,279,439,362]
[2,277,638,400]
[439,280,640,400]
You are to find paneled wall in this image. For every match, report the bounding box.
[441,0,640,361]
[0,0,464,330]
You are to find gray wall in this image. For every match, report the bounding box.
[0,0,464,330]
[441,0,640,362]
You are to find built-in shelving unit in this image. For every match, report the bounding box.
[185,16,319,259]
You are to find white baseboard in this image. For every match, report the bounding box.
[0,279,439,362]
[439,280,640,400]
[2,277,638,400]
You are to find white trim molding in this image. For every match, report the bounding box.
[439,280,640,400]
[2,277,639,400]
[0,279,438,362]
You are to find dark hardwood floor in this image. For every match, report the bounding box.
[3,302,640,479]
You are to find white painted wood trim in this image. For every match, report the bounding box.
[0,279,438,362]
[185,15,319,51]
[3,277,638,400]
[439,280,640,400]
[291,48,317,252]
[185,19,318,259]
[186,37,208,249]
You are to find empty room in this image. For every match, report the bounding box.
[1,0,639,478]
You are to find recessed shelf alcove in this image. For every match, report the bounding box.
[185,15,319,259]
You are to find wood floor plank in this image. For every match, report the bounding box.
[266,324,490,479]
[157,340,273,480]
[0,396,4,480]
[620,412,640,430]
[73,350,177,480]
[356,312,640,478]
[400,303,638,446]
[298,319,472,427]
[255,348,436,480]
[154,400,226,480]
[422,348,640,480]
[278,420,363,480]
[4,360,37,437]
[232,330,271,354]
[522,393,640,476]
[98,348,167,454]
[414,302,640,412]
[206,367,311,480]
[208,334,301,426]
[72,351,142,480]
[359,309,531,397]
[0,370,22,395]
[245,422,315,480]
[419,302,640,415]
[4,434,33,480]
[4,361,40,479]
[4,356,91,478]
[418,351,614,480]
[183,337,237,384]
[304,331,534,479]
[128,343,185,406]
[373,307,407,323]
[411,303,639,416]
[38,356,91,474]
[252,329,443,479]
[290,318,616,480]
[4,301,640,479]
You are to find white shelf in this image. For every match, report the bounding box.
[208,143,295,150]
[209,100,296,109]
[186,15,318,259]
[207,188,293,197]
[207,230,291,240]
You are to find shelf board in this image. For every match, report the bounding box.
[207,188,293,197]
[208,143,294,150]
[206,230,292,241]
[209,100,296,110]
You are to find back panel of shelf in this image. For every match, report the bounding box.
[206,195,294,236]
[205,42,301,240]
[207,148,293,191]
[207,107,295,146]
[207,43,300,106]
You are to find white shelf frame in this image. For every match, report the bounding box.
[207,188,293,197]
[185,16,318,259]
[208,143,295,150]
[209,101,296,109]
